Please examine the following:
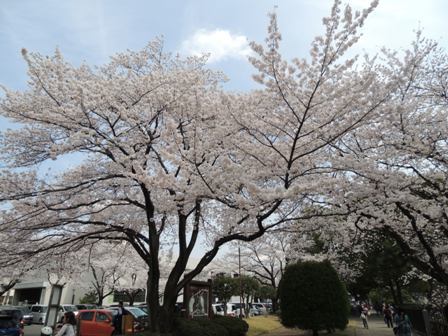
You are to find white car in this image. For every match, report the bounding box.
[212,304,225,316]
[31,304,48,324]
[57,304,79,321]
[251,303,268,314]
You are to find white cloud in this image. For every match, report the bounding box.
[182,29,252,63]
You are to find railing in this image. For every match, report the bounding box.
[428,309,448,336]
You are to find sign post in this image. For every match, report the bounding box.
[45,285,63,330]
[184,280,212,319]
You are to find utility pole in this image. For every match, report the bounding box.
[238,243,242,318]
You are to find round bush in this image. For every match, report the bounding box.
[173,317,234,336]
[213,316,249,336]
[279,261,349,335]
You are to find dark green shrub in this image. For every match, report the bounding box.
[173,318,207,336]
[279,261,349,336]
[213,316,248,336]
[173,317,232,336]
[196,318,230,336]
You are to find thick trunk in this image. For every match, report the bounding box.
[159,293,178,334]
[395,280,403,305]
[147,287,177,335]
[148,269,161,334]
[388,280,398,305]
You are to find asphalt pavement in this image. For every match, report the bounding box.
[24,323,44,336]
[261,316,396,336]
[24,316,397,336]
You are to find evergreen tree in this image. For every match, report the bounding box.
[279,261,349,336]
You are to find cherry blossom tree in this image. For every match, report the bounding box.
[225,233,288,311]
[0,1,392,333]
[328,34,448,287]
[78,242,147,306]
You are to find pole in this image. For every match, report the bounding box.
[239,243,242,318]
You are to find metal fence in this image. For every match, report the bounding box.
[400,307,448,336]
[428,308,448,336]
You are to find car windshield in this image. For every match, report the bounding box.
[126,308,147,318]
[63,306,78,312]
[15,307,31,314]
[0,318,16,328]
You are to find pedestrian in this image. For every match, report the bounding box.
[384,304,394,328]
[113,301,125,335]
[394,310,412,336]
[55,311,77,336]
[360,305,369,329]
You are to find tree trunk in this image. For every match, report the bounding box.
[395,279,403,305]
[388,280,398,305]
[313,329,319,336]
[148,269,162,334]
[96,287,104,307]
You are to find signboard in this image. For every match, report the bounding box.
[183,280,212,319]
[45,285,63,329]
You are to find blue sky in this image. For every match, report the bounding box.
[0,0,447,173]
[1,0,447,93]
[0,0,447,260]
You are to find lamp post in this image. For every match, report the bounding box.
[238,242,242,318]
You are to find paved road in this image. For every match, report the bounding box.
[353,317,396,336]
[261,317,397,336]
[24,323,44,336]
[24,316,397,336]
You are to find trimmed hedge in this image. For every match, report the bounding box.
[212,316,249,336]
[173,316,247,336]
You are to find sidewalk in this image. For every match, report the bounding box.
[261,317,396,336]
[353,317,395,336]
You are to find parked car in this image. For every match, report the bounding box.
[78,309,115,336]
[107,306,149,332]
[0,307,23,321]
[0,314,23,336]
[136,305,148,314]
[30,304,48,324]
[212,304,225,316]
[0,307,25,331]
[75,304,97,310]
[12,306,33,325]
[251,303,268,314]
[226,303,245,318]
[58,304,79,320]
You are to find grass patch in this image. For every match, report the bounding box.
[245,315,283,336]
[245,317,358,336]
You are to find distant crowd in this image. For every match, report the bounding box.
[357,303,412,336]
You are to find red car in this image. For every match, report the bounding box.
[78,309,115,336]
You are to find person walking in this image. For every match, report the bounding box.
[384,304,394,328]
[360,305,369,329]
[113,301,125,335]
[394,310,412,336]
[55,311,77,336]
